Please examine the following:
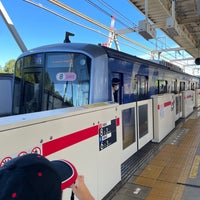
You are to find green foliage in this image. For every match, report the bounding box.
[0,66,3,73]
[1,59,16,73]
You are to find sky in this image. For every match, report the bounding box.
[0,0,194,73]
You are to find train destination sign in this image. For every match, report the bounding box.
[56,72,77,81]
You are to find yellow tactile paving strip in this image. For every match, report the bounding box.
[189,156,200,178]
[134,118,200,200]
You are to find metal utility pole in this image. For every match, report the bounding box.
[0,1,27,52]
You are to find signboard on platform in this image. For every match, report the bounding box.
[99,119,117,151]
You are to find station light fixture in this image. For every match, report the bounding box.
[138,20,156,40]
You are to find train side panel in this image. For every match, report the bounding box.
[0,73,13,117]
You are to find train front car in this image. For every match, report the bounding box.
[12,43,109,114]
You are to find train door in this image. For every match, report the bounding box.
[134,75,148,101]
[21,68,43,113]
[174,79,178,93]
[180,81,185,91]
[111,73,123,104]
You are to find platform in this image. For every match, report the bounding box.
[104,108,200,200]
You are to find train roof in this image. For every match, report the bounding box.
[18,43,106,58]
[101,46,199,78]
[17,43,198,79]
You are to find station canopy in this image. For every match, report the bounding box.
[129,0,200,63]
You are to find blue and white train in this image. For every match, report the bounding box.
[12,43,199,114]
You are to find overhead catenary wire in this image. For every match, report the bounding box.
[26,0,174,62]
[96,0,137,28]
[47,0,152,51]
[24,0,189,68]
[24,0,108,38]
[85,0,136,30]
[23,0,148,55]
[24,0,150,54]
[85,0,190,67]
[36,0,181,64]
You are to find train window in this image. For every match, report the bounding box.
[191,83,195,90]
[122,107,136,149]
[0,74,13,116]
[44,53,91,109]
[46,53,73,68]
[173,80,177,94]
[170,81,174,93]
[135,75,148,100]
[24,54,44,67]
[13,59,23,114]
[23,72,42,113]
[180,81,185,91]
[15,58,23,78]
[176,95,182,115]
[138,104,148,138]
[111,73,123,104]
[140,77,147,96]
[158,80,167,94]
[196,82,199,89]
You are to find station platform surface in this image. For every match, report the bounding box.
[105,108,200,200]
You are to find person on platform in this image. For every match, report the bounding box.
[0,153,94,200]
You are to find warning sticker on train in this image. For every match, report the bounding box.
[18,151,28,157]
[0,156,12,167]
[0,147,42,167]
[31,147,41,154]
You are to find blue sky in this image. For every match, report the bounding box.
[0,0,183,68]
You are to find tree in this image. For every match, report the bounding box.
[0,65,3,73]
[3,59,16,73]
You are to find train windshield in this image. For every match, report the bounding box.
[24,72,42,113]
[13,52,91,114]
[44,53,90,109]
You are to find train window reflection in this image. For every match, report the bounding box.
[24,54,43,67]
[158,80,167,94]
[46,53,73,68]
[176,95,182,115]
[180,81,185,91]
[122,107,136,149]
[15,58,23,78]
[138,104,148,138]
[44,53,90,109]
[135,75,148,100]
[23,72,42,113]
